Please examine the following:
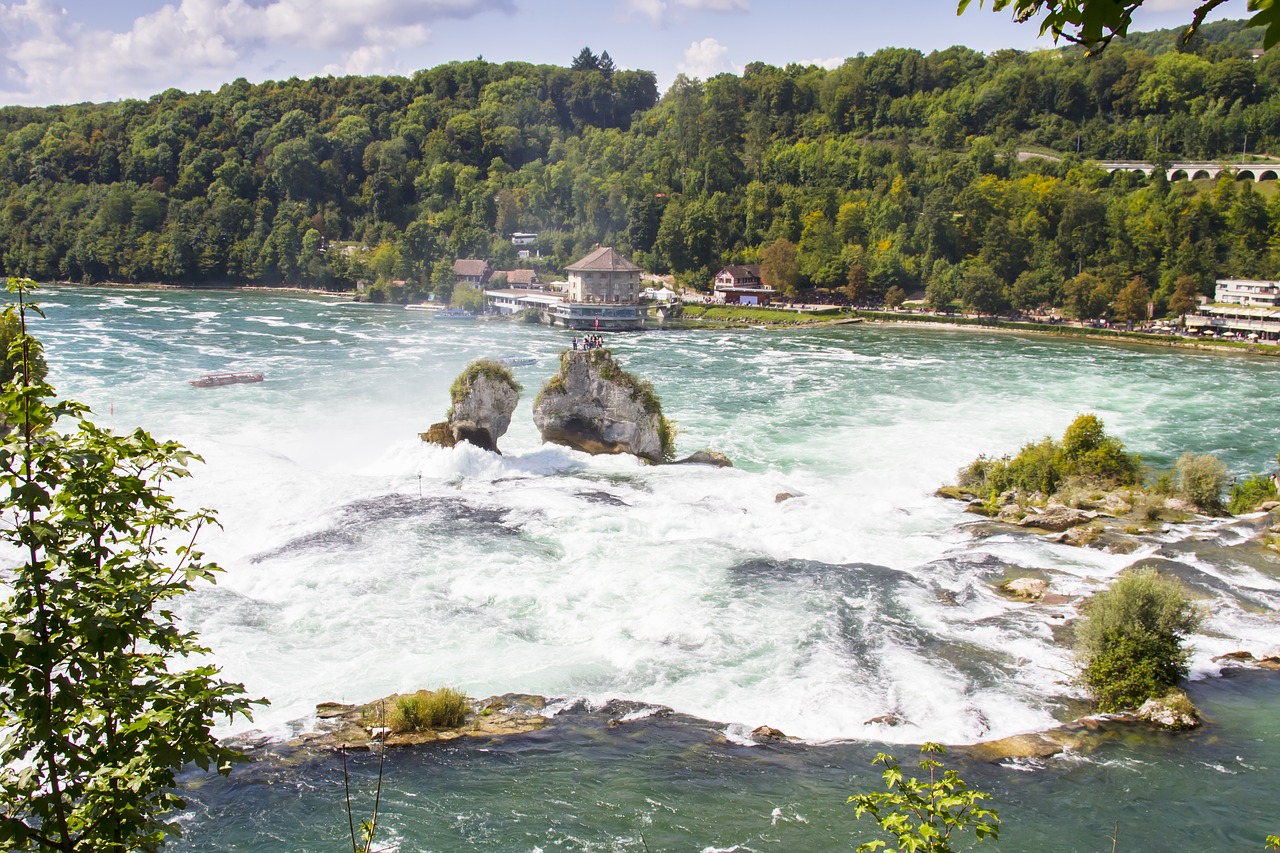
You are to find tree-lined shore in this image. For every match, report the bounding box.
[2,21,1280,319]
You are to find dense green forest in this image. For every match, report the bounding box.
[2,22,1279,315]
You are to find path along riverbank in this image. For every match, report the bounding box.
[678,302,1280,357]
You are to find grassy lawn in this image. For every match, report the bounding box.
[679,304,841,325]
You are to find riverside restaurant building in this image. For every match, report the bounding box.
[1184,278,1280,342]
[544,247,647,331]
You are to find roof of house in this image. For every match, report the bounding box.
[565,246,642,273]
[717,264,761,279]
[714,281,776,292]
[505,269,539,285]
[453,259,491,277]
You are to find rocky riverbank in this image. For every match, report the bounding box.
[234,646,1280,768]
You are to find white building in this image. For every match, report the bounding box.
[1185,279,1280,341]
[1215,279,1280,307]
[485,289,563,315]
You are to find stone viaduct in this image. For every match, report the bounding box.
[1098,161,1280,182]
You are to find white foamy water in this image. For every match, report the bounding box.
[18,286,1280,745]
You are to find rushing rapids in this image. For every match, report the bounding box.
[14,285,1280,851]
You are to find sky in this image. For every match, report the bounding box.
[0,0,1254,107]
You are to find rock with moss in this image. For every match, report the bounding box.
[1016,505,1096,532]
[421,359,521,453]
[533,349,675,463]
[673,450,733,467]
[1000,577,1048,601]
[296,691,548,751]
[1136,690,1200,730]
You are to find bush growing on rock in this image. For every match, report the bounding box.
[1075,568,1201,712]
[1227,473,1278,514]
[387,688,469,733]
[448,360,521,418]
[1174,452,1229,513]
[1058,413,1141,484]
[954,414,1139,500]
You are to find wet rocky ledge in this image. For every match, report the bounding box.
[936,485,1280,559]
[225,651,1280,768]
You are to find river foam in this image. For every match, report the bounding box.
[19,286,1280,747]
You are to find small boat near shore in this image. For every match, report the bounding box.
[434,309,478,320]
[497,355,537,367]
[188,371,265,388]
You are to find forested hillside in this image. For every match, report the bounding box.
[1,23,1278,315]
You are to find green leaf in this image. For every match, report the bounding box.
[850,743,999,853]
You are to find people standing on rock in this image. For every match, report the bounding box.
[572,336,579,350]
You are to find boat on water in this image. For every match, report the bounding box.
[497,355,537,367]
[434,309,478,320]
[188,371,265,388]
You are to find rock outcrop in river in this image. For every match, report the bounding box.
[533,349,674,464]
[421,360,520,453]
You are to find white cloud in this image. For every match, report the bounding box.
[677,0,748,11]
[677,36,732,79]
[625,0,746,26]
[798,56,845,70]
[1139,0,1203,11]
[322,23,431,75]
[0,0,512,105]
[625,0,666,25]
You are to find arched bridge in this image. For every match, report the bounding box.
[1099,161,1280,182]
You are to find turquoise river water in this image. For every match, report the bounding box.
[16,286,1280,851]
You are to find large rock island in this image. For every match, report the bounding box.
[533,349,675,464]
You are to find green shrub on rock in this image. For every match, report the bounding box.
[1076,568,1201,712]
[447,360,521,418]
[1058,413,1141,485]
[1174,452,1229,513]
[953,414,1139,500]
[387,688,469,733]
[1227,473,1278,514]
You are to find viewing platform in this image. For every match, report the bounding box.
[543,302,646,331]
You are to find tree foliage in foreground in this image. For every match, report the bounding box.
[0,280,261,851]
[849,743,999,853]
[961,0,1280,51]
[1075,567,1202,711]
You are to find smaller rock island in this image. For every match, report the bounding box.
[421,360,521,454]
